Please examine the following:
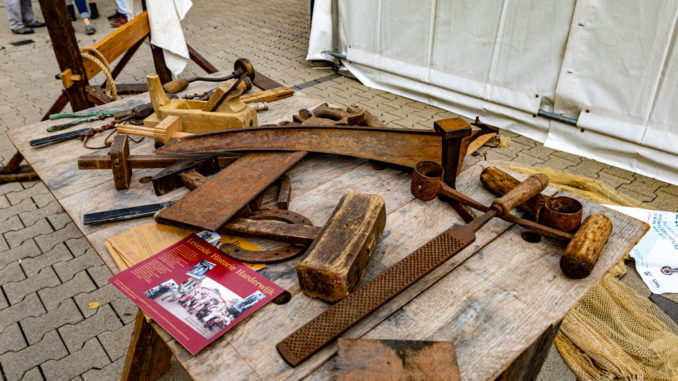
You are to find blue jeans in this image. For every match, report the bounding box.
[67,0,90,19]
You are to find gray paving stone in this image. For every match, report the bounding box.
[642,190,678,212]
[20,244,72,277]
[1,198,37,224]
[6,182,50,206]
[86,264,112,288]
[534,155,578,171]
[53,250,101,283]
[47,211,73,231]
[18,201,64,227]
[0,290,7,309]
[595,171,632,190]
[81,357,124,381]
[22,298,83,345]
[38,271,96,311]
[563,158,607,179]
[34,223,82,253]
[485,149,514,162]
[512,152,545,166]
[59,304,122,353]
[658,184,678,197]
[111,298,137,324]
[0,261,25,285]
[618,187,656,203]
[73,283,126,318]
[0,240,41,270]
[19,367,44,381]
[64,237,92,258]
[622,174,669,197]
[0,182,23,196]
[0,330,67,381]
[600,165,635,181]
[0,322,26,356]
[4,267,59,305]
[0,194,8,208]
[41,338,109,381]
[97,323,133,360]
[4,219,52,249]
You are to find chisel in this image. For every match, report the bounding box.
[29,127,93,147]
[276,173,550,367]
[83,201,176,225]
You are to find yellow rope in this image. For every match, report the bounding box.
[79,46,117,101]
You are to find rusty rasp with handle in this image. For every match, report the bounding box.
[276,173,550,367]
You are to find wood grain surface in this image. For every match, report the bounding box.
[7,79,649,381]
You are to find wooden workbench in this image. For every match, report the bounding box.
[7,79,648,381]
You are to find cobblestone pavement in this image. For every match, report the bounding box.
[0,0,677,380]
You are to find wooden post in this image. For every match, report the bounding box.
[38,0,90,112]
[121,310,172,381]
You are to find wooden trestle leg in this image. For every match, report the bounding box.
[121,310,173,381]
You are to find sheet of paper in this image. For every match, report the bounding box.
[604,205,678,294]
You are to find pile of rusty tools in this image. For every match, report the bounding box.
[75,66,615,375]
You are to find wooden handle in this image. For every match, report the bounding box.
[163,78,189,94]
[560,214,612,279]
[491,173,549,215]
[178,169,208,190]
[480,167,549,219]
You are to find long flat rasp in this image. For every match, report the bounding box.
[156,125,442,169]
[276,173,550,367]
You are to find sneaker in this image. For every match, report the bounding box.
[11,27,34,34]
[107,11,123,20]
[85,24,96,35]
[25,21,46,28]
[110,16,128,27]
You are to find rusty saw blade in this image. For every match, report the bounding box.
[156,125,442,169]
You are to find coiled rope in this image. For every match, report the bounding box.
[79,46,117,100]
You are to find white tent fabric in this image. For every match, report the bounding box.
[308,0,678,185]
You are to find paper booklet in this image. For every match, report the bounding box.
[110,233,284,354]
[605,205,678,294]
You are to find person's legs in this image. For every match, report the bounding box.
[18,0,35,24]
[114,0,126,16]
[109,0,127,26]
[4,0,25,30]
[72,0,89,19]
[65,0,76,21]
[88,0,98,19]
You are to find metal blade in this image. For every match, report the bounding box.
[277,224,476,367]
[83,201,176,225]
[156,125,441,169]
[30,127,92,147]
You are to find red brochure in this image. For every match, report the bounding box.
[110,233,284,354]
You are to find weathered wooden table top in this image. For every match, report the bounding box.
[8,80,648,381]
